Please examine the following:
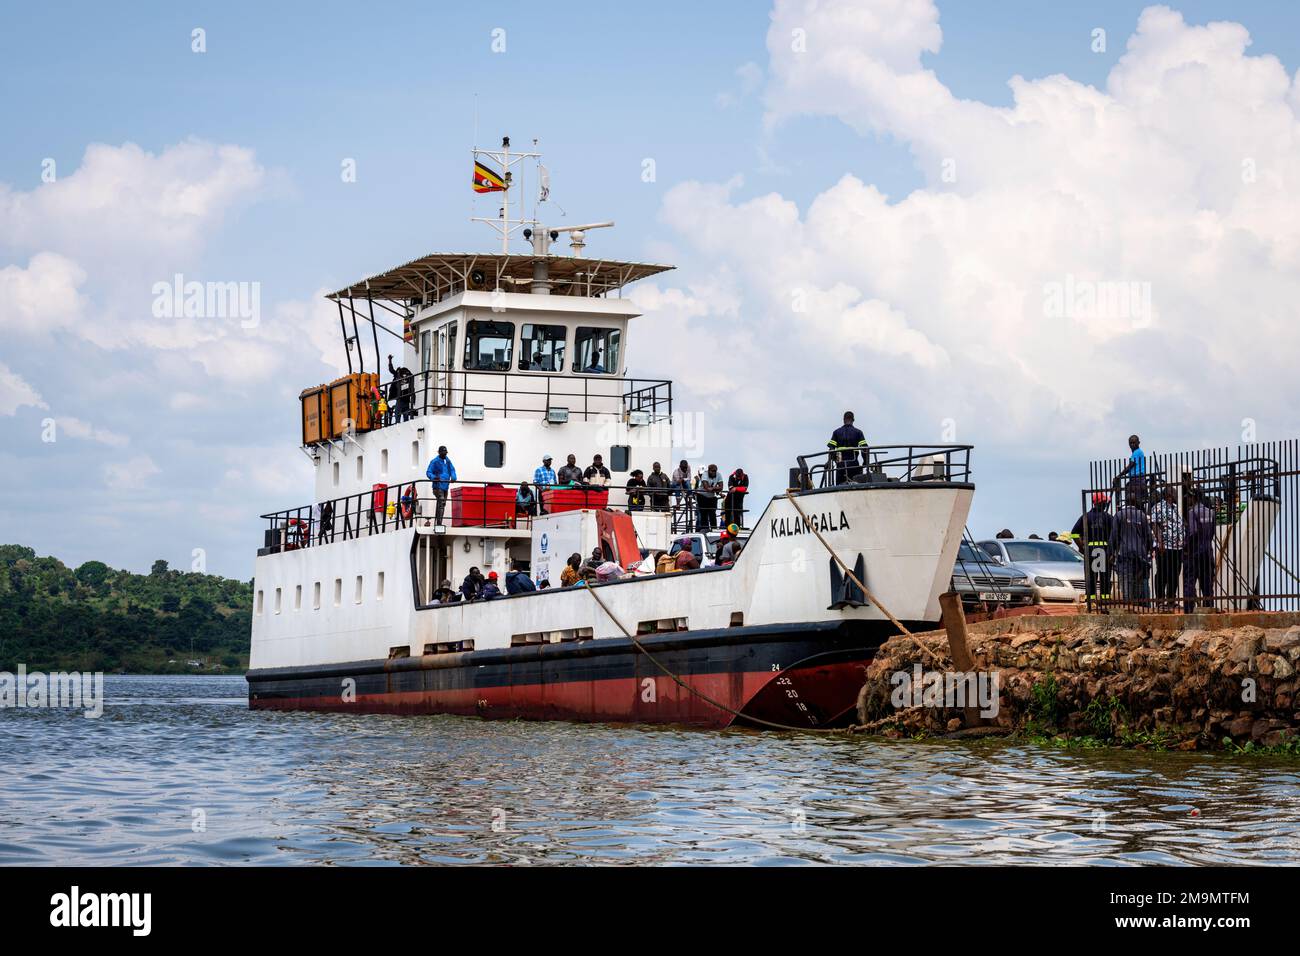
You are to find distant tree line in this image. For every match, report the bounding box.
[0,545,253,673]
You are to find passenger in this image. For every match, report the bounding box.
[697,464,723,531]
[515,481,537,523]
[583,547,605,573]
[584,348,606,374]
[505,562,536,595]
[674,540,700,571]
[1109,483,1154,609]
[1184,489,1216,613]
[724,467,749,528]
[625,469,647,511]
[556,453,584,487]
[720,538,742,565]
[670,459,692,508]
[460,566,485,601]
[529,351,545,371]
[537,579,552,590]
[655,550,677,575]
[995,528,1015,539]
[584,454,612,488]
[425,445,457,525]
[646,461,671,511]
[432,579,458,604]
[713,530,730,563]
[533,455,556,514]
[560,553,583,587]
[828,411,867,484]
[1150,485,1185,612]
[481,571,502,600]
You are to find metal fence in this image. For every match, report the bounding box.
[1079,439,1300,613]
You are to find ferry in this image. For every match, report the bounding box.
[246,140,974,729]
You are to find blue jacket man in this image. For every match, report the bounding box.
[426,445,456,524]
[505,568,536,595]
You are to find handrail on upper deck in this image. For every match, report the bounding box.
[794,444,974,490]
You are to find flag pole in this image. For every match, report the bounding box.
[501,138,510,254]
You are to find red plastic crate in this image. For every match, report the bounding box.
[451,484,516,527]
[546,487,610,514]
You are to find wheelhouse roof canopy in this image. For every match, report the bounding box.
[326,253,674,304]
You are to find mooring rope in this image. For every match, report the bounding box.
[579,573,845,734]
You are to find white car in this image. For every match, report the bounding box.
[976,538,1086,604]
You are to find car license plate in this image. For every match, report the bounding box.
[978,592,1004,601]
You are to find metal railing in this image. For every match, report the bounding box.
[257,477,745,553]
[367,368,671,427]
[794,444,974,490]
[1079,439,1300,613]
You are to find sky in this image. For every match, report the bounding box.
[3,0,1300,578]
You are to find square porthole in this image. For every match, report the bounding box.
[484,440,505,468]
[610,445,631,472]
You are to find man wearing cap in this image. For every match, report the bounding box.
[426,445,457,525]
[533,455,556,514]
[481,570,502,600]
[828,411,867,484]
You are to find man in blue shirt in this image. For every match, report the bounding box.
[426,445,456,525]
[1118,434,1147,503]
[533,455,556,514]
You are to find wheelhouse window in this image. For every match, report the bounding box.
[518,323,566,372]
[573,327,621,374]
[464,320,514,371]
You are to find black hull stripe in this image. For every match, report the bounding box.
[246,619,919,700]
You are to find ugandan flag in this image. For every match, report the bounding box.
[472,160,507,193]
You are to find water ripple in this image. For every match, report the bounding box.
[0,675,1297,865]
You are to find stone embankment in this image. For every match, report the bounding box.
[853,612,1300,750]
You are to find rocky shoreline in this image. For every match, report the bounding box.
[852,611,1300,751]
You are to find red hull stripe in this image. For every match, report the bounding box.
[250,659,872,730]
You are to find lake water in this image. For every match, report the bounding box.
[2,675,1298,865]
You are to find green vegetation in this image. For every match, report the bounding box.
[0,545,252,673]
[1221,735,1300,756]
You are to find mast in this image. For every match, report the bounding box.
[471,136,541,256]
